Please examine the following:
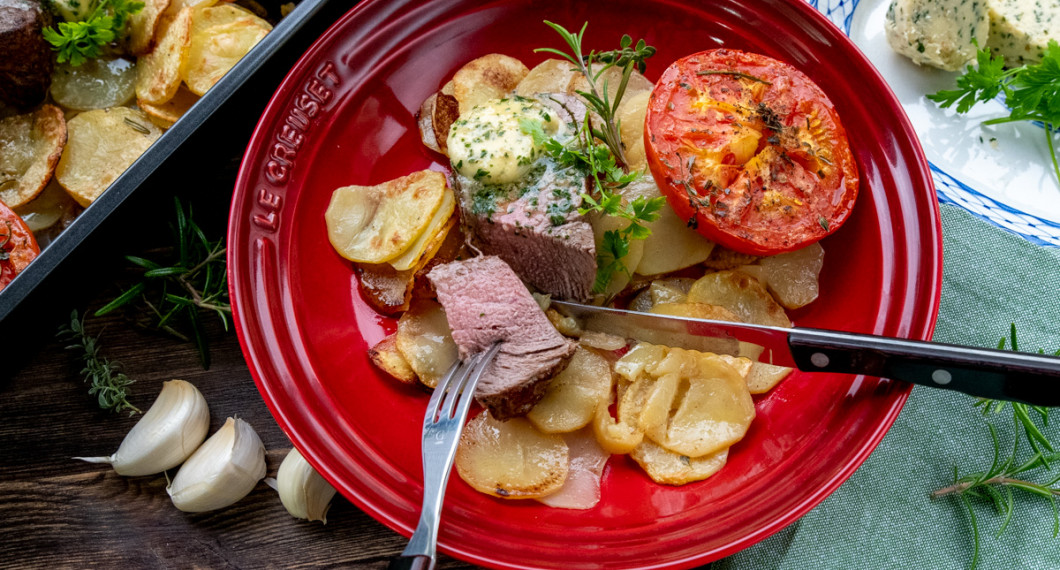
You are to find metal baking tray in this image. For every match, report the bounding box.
[0,0,348,337]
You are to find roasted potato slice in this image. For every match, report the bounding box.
[325,170,448,264]
[13,180,79,234]
[536,429,610,510]
[165,0,218,17]
[180,7,272,96]
[702,245,759,270]
[456,411,569,499]
[617,90,650,170]
[515,58,578,97]
[746,362,792,394]
[739,242,824,309]
[417,81,459,156]
[452,54,529,115]
[649,278,696,306]
[55,107,161,207]
[136,7,193,106]
[662,352,755,457]
[0,104,66,208]
[631,440,728,485]
[50,57,137,111]
[567,65,653,107]
[387,188,455,271]
[394,299,458,388]
[588,210,645,299]
[140,85,200,128]
[591,396,643,455]
[527,347,613,434]
[687,270,791,328]
[618,176,714,276]
[368,334,417,385]
[128,0,173,55]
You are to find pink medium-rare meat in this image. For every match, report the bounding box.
[427,255,577,420]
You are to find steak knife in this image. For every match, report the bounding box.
[550,300,1060,407]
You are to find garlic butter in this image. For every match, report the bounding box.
[447,96,562,184]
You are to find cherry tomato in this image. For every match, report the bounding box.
[0,200,40,291]
[644,49,858,256]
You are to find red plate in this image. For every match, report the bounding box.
[228,1,941,568]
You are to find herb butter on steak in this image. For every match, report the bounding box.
[427,255,577,420]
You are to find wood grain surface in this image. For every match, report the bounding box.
[1,292,476,570]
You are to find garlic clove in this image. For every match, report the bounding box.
[167,417,267,513]
[276,447,337,523]
[74,379,210,476]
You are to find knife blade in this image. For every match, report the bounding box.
[550,300,1060,407]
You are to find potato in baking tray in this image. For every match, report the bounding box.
[180,4,273,96]
[128,0,174,56]
[140,85,201,129]
[0,104,67,209]
[55,107,162,207]
[136,7,194,106]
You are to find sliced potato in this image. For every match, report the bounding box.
[136,7,193,106]
[181,9,272,96]
[527,347,613,434]
[325,170,448,264]
[702,245,759,270]
[740,242,825,309]
[140,85,200,128]
[617,90,650,170]
[614,343,668,383]
[631,440,728,485]
[50,57,138,111]
[618,176,714,276]
[589,210,645,299]
[687,270,791,328]
[368,334,417,385]
[128,0,173,55]
[591,397,643,455]
[567,65,653,107]
[536,429,610,510]
[388,188,455,271]
[452,54,529,115]
[394,299,458,388]
[455,411,569,499]
[55,107,161,207]
[515,58,579,97]
[165,0,218,17]
[650,302,740,323]
[649,278,696,306]
[0,104,66,209]
[746,362,792,394]
[662,352,755,457]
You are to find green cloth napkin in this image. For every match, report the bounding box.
[714,203,1060,570]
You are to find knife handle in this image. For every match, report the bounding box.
[786,329,1060,407]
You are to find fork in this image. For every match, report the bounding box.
[388,342,502,570]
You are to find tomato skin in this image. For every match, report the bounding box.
[0,200,40,291]
[644,49,858,256]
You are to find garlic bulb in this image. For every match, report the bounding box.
[74,379,210,476]
[167,417,266,513]
[275,447,337,523]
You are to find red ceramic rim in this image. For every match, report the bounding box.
[228,1,942,568]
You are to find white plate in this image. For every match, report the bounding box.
[811,0,1060,247]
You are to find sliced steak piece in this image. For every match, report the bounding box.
[427,255,577,420]
[453,93,596,301]
[0,0,54,109]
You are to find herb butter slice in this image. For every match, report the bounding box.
[986,0,1058,67]
[884,0,990,71]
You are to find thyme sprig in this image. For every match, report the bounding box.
[95,197,230,368]
[931,324,1060,570]
[57,310,141,415]
[535,21,655,168]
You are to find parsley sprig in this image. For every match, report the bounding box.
[43,0,144,66]
[931,324,1060,570]
[95,197,231,368]
[928,41,1060,186]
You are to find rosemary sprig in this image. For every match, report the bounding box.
[536,20,655,168]
[57,310,141,415]
[95,197,231,368]
[931,324,1060,570]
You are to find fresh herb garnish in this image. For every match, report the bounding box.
[58,309,141,415]
[535,21,655,168]
[94,197,230,368]
[535,23,664,294]
[930,324,1060,570]
[43,0,144,66]
[927,41,1060,186]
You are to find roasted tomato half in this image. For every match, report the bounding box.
[0,200,40,291]
[644,49,858,256]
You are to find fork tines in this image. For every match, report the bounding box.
[426,343,501,427]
